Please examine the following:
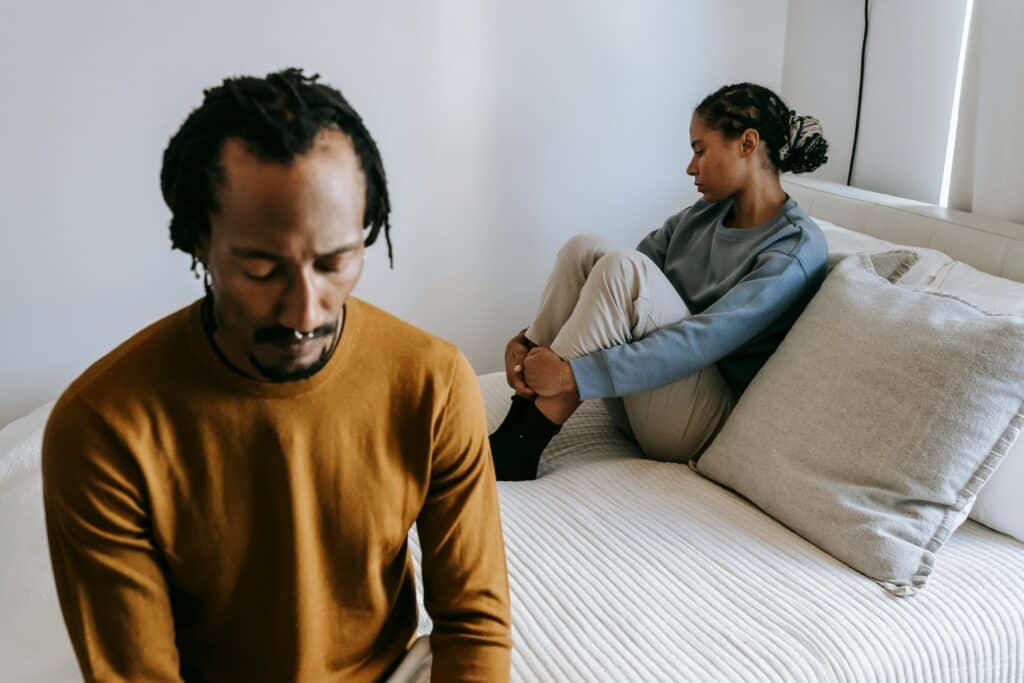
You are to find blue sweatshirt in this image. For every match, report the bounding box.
[569,196,827,400]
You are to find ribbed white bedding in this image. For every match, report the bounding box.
[2,372,1022,681]
[408,373,1024,682]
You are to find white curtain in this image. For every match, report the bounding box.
[947,0,1024,224]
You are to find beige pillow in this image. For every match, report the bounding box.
[697,251,1024,595]
[814,217,952,285]
[926,261,1024,542]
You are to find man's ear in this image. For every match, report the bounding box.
[195,236,210,268]
[739,128,760,158]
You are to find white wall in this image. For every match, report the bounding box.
[780,1,862,186]
[782,0,968,203]
[947,0,1024,224]
[0,0,788,428]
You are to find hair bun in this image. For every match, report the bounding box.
[779,113,828,173]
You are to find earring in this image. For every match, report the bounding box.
[195,260,212,296]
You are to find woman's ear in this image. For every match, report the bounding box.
[740,128,760,158]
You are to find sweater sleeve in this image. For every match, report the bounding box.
[416,351,513,682]
[42,395,183,683]
[569,249,810,399]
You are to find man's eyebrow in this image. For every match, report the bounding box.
[230,247,281,260]
[230,244,362,260]
[319,244,363,257]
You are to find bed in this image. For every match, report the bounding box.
[2,177,1023,682]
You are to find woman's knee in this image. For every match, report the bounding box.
[590,249,646,283]
[558,233,612,265]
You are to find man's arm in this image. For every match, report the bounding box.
[42,395,182,682]
[416,351,513,682]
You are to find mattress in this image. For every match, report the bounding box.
[407,372,1024,682]
[3,374,1022,682]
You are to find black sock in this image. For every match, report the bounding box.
[489,397,562,481]
[491,394,532,438]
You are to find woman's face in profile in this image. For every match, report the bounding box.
[686,115,748,202]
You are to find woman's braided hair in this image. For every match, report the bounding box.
[694,82,828,174]
[160,67,393,269]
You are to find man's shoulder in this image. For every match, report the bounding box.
[349,297,462,368]
[59,302,197,411]
[44,302,197,461]
[346,299,474,417]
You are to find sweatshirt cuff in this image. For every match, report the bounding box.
[569,353,616,400]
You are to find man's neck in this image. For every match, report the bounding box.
[200,295,345,382]
[200,295,260,381]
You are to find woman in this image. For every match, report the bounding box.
[490,82,830,481]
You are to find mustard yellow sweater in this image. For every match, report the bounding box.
[42,297,511,682]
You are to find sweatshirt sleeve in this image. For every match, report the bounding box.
[569,249,811,399]
[42,395,183,682]
[416,351,513,682]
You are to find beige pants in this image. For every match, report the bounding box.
[525,234,735,462]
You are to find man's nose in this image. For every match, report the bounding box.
[278,268,323,334]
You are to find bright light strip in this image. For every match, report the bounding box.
[940,0,975,207]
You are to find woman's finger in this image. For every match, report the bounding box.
[512,371,536,397]
[514,384,537,399]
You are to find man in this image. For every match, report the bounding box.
[41,68,511,682]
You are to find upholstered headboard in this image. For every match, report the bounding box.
[783,176,1024,284]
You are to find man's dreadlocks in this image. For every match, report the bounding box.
[160,67,393,270]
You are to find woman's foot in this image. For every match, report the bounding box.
[535,392,582,425]
[489,395,563,481]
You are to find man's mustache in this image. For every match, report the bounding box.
[253,322,338,345]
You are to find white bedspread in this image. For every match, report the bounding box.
[3,374,1023,682]
[408,373,1024,682]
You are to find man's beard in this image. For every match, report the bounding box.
[248,321,339,382]
[201,293,339,383]
[248,345,333,383]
